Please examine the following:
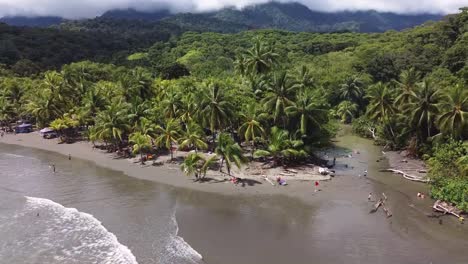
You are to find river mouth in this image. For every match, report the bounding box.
[0,128,467,264]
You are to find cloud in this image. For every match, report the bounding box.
[0,0,465,18]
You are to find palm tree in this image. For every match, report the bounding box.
[336,100,358,123]
[437,85,468,139]
[405,80,441,139]
[296,66,316,92]
[238,105,265,155]
[181,153,204,180]
[244,39,279,75]
[181,153,217,181]
[129,132,152,165]
[80,87,107,126]
[161,90,182,119]
[339,75,364,105]
[154,118,181,161]
[93,99,131,148]
[253,127,307,166]
[179,122,208,152]
[262,71,298,126]
[215,133,247,176]
[394,67,420,108]
[0,96,14,128]
[50,116,79,143]
[199,82,234,133]
[234,55,247,76]
[285,91,327,136]
[24,89,63,128]
[366,82,395,122]
[135,117,158,139]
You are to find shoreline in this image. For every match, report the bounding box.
[0,132,335,204]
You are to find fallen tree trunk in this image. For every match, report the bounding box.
[433,200,463,219]
[380,169,431,183]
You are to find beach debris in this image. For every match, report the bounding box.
[380,169,431,183]
[370,193,392,218]
[433,200,464,222]
[262,176,276,186]
[368,193,372,201]
[318,167,330,175]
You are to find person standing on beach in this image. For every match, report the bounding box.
[314,181,319,192]
[51,164,56,173]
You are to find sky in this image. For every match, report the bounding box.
[0,0,466,19]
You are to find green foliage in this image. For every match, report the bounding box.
[429,139,468,211]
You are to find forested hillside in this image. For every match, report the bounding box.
[0,7,467,209]
[1,2,442,33]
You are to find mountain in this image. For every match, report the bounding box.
[0,16,63,27]
[1,2,443,33]
[210,2,443,32]
[101,8,171,21]
[101,2,443,33]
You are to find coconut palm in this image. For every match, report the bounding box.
[244,39,279,75]
[129,132,152,164]
[339,75,364,104]
[234,55,247,76]
[24,89,63,128]
[394,67,420,108]
[179,122,208,152]
[262,71,298,126]
[285,91,327,136]
[215,133,247,176]
[436,85,468,139]
[336,100,358,123]
[181,153,217,181]
[0,96,15,127]
[154,118,181,161]
[199,82,234,133]
[254,127,307,166]
[161,90,182,119]
[135,117,158,139]
[181,153,204,180]
[296,66,316,92]
[93,99,131,148]
[238,104,265,155]
[50,116,79,143]
[80,87,107,126]
[404,80,441,139]
[366,82,395,122]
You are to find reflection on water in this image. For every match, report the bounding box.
[1,129,468,264]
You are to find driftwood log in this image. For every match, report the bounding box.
[380,169,431,183]
[370,193,392,218]
[433,200,463,219]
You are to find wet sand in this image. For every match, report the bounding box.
[0,132,334,204]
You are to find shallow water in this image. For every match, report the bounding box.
[1,128,467,264]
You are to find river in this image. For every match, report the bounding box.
[0,127,467,264]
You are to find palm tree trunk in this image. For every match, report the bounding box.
[140,150,144,165]
[220,157,224,172]
[170,142,174,161]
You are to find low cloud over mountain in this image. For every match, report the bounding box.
[0,0,465,19]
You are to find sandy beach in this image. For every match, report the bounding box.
[0,132,333,203]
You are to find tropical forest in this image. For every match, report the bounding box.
[1,7,467,211]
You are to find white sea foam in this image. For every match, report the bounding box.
[3,153,26,158]
[162,205,203,264]
[25,196,138,264]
